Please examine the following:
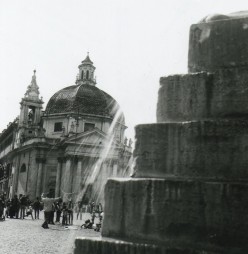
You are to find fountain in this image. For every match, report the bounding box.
[74,11,248,254]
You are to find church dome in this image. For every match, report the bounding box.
[45,84,125,124]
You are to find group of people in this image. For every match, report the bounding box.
[40,193,74,229]
[0,193,41,220]
[0,192,104,232]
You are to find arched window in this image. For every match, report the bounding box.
[20,163,26,173]
[81,71,84,80]
[86,70,89,80]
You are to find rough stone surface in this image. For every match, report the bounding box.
[101,178,248,252]
[188,15,248,73]
[133,120,248,179]
[157,68,248,122]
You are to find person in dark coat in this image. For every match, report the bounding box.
[12,195,20,219]
[5,199,11,218]
[9,198,15,218]
[55,199,62,223]
[19,194,27,219]
[32,197,41,219]
[0,198,5,218]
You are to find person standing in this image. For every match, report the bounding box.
[19,194,27,219]
[33,197,40,219]
[49,203,55,225]
[76,201,83,220]
[55,199,62,223]
[41,193,61,229]
[12,195,20,219]
[67,199,73,225]
[5,199,11,218]
[90,201,95,214]
[0,198,5,219]
[62,202,68,226]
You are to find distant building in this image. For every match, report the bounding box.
[0,54,132,202]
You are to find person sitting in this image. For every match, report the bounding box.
[26,206,34,220]
[81,219,92,229]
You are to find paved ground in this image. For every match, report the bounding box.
[0,212,100,254]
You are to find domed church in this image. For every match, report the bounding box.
[0,54,132,202]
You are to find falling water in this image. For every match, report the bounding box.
[74,106,133,205]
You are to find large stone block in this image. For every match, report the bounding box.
[101,178,248,250]
[188,13,248,73]
[133,120,248,179]
[157,68,248,122]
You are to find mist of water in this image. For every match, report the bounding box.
[73,106,132,205]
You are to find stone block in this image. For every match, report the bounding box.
[101,178,248,250]
[188,16,248,73]
[133,120,248,179]
[157,68,248,122]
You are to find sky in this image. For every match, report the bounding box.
[0,0,248,140]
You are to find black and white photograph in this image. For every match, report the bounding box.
[0,1,248,253]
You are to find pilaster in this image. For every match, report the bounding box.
[35,157,46,197]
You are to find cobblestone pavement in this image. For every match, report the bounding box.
[0,212,100,254]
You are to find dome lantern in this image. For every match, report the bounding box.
[76,53,96,86]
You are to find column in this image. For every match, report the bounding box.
[23,105,29,124]
[19,104,25,124]
[62,157,72,200]
[113,163,118,177]
[35,158,46,197]
[55,157,63,197]
[72,159,82,194]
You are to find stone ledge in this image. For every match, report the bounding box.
[74,237,221,254]
[133,120,248,179]
[101,178,248,251]
[157,68,248,122]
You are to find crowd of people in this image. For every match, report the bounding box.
[0,193,104,231]
[0,193,41,220]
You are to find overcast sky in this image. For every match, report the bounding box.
[0,0,247,140]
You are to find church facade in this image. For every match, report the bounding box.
[0,55,132,202]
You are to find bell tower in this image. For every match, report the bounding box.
[76,53,96,86]
[17,70,44,144]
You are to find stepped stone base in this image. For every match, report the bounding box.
[74,237,221,254]
[102,178,248,250]
[133,121,248,179]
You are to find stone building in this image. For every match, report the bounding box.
[0,54,132,202]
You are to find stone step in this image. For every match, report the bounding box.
[133,120,248,179]
[74,236,221,254]
[101,178,248,250]
[157,68,248,122]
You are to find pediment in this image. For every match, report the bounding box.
[63,128,121,148]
